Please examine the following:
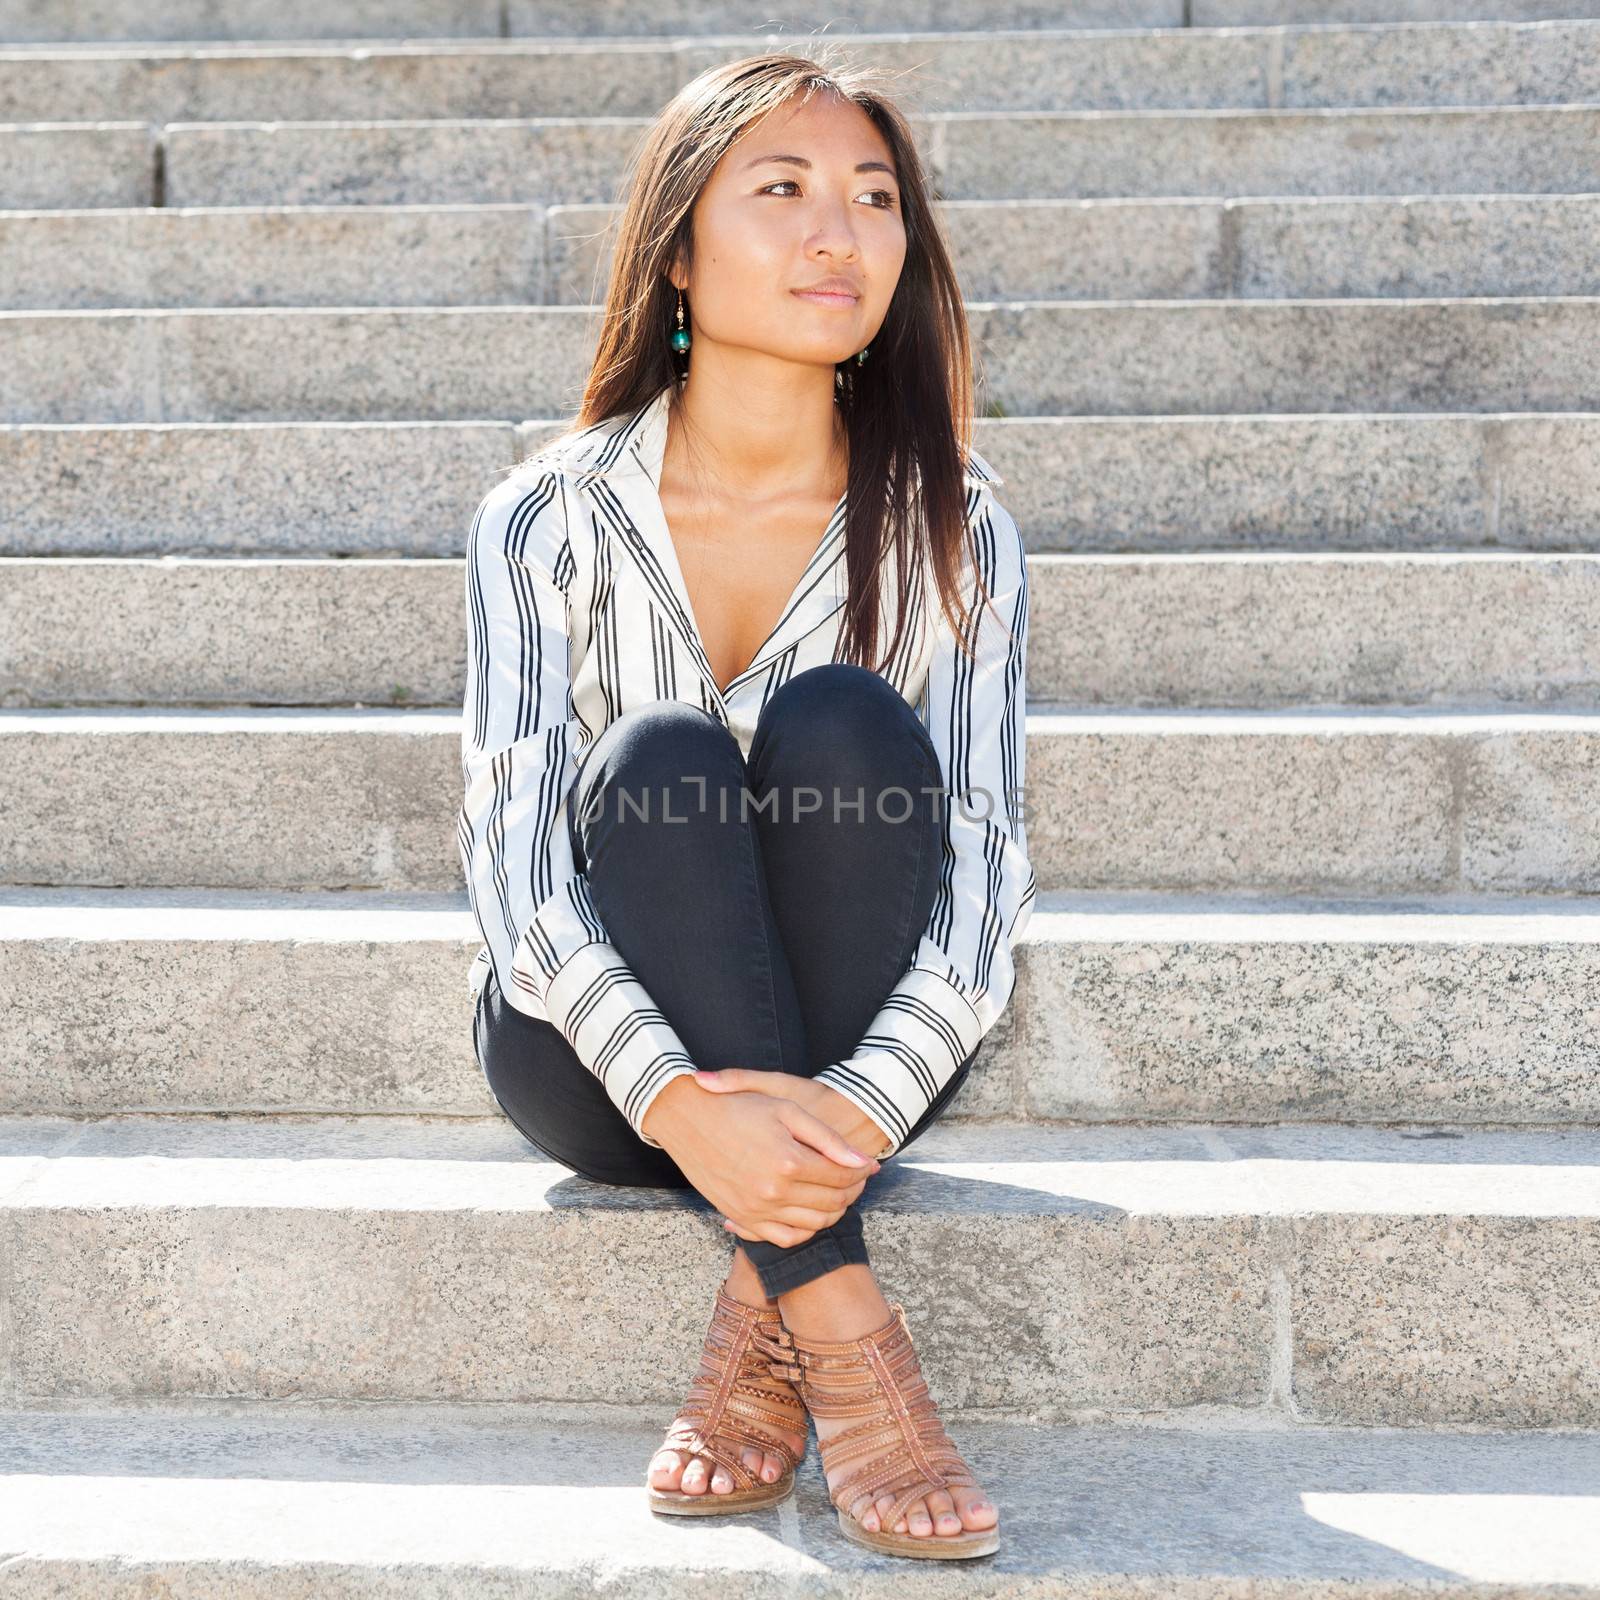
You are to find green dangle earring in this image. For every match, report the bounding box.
[836,343,869,401]
[671,288,690,354]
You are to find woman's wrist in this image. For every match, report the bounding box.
[638,1071,704,1148]
[809,1082,894,1160]
[641,1069,892,1163]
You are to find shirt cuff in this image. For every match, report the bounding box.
[813,964,984,1157]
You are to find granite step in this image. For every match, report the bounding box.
[9,551,1600,709]
[1198,0,1600,21]
[6,299,1600,423]
[4,885,1599,1128]
[4,413,1597,558]
[2,1112,1596,1425]
[6,0,1597,47]
[0,0,1590,44]
[8,192,1600,311]
[3,20,1600,124]
[2,1399,1598,1596]
[4,704,1599,897]
[12,101,1600,212]
[157,105,1600,209]
[0,0,1185,47]
[0,120,152,208]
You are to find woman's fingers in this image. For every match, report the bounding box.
[767,1176,868,1210]
[724,1214,830,1244]
[728,1219,814,1248]
[778,1105,877,1174]
[773,1202,850,1229]
[709,1104,876,1245]
[693,1067,780,1095]
[763,1223,815,1247]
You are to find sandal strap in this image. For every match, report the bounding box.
[660,1288,808,1489]
[784,1303,979,1528]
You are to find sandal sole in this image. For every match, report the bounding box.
[836,1508,1000,1559]
[648,1473,795,1516]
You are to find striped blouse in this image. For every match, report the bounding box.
[456,378,1035,1155]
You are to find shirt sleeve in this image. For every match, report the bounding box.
[456,463,697,1144]
[814,473,1036,1155]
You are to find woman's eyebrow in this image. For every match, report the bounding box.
[741,153,899,180]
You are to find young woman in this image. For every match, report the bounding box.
[458,51,1033,1561]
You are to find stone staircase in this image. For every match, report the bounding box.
[3,1,1600,1591]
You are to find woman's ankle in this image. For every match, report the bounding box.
[776,1262,892,1340]
[721,1245,777,1310]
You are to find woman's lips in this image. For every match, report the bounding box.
[792,289,860,307]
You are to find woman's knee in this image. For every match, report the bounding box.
[587,698,736,782]
[761,663,933,758]
[751,663,939,821]
[571,698,744,844]
[762,661,910,731]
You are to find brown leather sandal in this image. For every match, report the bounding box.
[646,1286,809,1516]
[766,1303,1000,1559]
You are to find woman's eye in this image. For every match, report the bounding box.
[760,180,897,209]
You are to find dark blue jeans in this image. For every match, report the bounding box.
[473,662,975,1297]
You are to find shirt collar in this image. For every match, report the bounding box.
[564,382,854,714]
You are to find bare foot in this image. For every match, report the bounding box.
[777,1264,996,1540]
[648,1247,808,1497]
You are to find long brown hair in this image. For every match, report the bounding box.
[530,48,998,668]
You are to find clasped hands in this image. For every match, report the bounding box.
[639,1068,892,1249]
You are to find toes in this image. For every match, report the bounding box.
[904,1497,934,1538]
[662,1442,779,1498]
[953,1485,998,1530]
[847,1485,978,1540]
[926,1489,962,1536]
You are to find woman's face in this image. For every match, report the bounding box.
[676,91,908,374]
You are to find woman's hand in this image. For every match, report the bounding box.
[640,1075,881,1248]
[693,1069,895,1162]
[690,1070,895,1249]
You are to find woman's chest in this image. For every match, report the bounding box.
[661,494,837,697]
[563,488,937,759]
